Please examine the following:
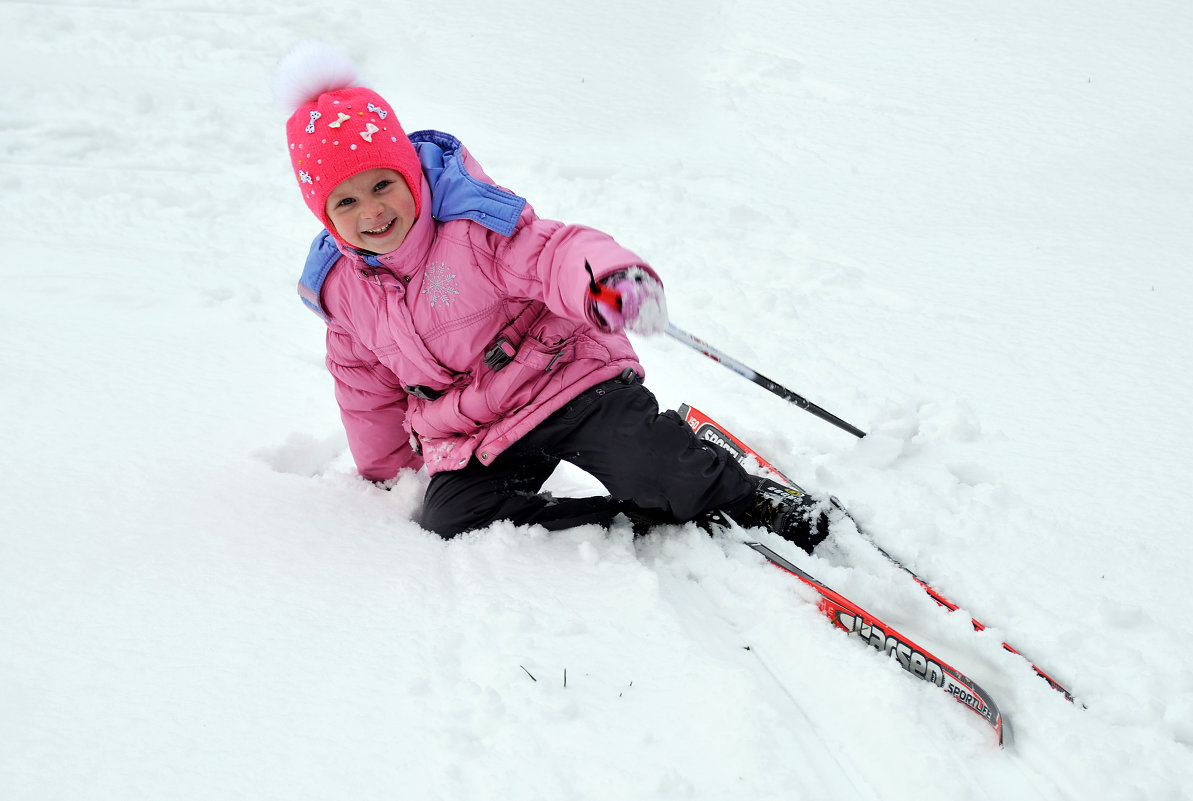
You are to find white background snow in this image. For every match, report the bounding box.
[3,1,1193,799]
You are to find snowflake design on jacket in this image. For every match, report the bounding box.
[421,261,460,308]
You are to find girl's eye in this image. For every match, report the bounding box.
[374,180,392,192]
[336,197,356,208]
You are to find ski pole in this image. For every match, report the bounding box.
[666,322,867,438]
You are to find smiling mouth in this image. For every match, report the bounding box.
[362,219,396,236]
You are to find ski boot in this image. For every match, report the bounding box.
[735,475,832,554]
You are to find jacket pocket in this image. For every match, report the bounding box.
[451,329,571,424]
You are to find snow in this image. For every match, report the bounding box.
[3,1,1192,799]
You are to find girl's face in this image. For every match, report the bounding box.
[325,168,417,253]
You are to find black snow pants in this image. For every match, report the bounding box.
[420,375,755,538]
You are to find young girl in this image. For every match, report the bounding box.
[275,42,831,551]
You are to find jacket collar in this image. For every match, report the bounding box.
[299,130,527,318]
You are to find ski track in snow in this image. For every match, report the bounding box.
[3,1,1193,800]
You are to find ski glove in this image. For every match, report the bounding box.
[586,264,668,335]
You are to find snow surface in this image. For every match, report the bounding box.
[3,2,1193,799]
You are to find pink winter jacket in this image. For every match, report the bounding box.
[299,132,654,480]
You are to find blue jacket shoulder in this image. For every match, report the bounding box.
[298,229,340,321]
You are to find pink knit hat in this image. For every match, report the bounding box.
[276,43,423,238]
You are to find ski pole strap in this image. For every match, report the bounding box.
[666,323,867,438]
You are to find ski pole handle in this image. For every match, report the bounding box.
[666,323,867,438]
[584,260,623,315]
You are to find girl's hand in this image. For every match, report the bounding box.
[587,265,668,335]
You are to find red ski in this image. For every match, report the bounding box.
[680,402,1076,707]
[677,403,1008,744]
[747,540,1006,746]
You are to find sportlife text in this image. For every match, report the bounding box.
[693,423,748,464]
[834,610,994,722]
[693,423,803,497]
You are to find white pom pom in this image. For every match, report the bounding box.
[273,41,363,114]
